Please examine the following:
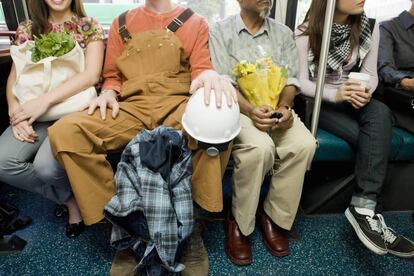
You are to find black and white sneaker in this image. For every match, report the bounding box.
[376,214,414,258]
[345,207,387,255]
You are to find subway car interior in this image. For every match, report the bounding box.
[0,0,413,275]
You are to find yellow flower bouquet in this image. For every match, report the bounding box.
[232,57,288,110]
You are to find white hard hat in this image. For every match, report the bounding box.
[182,88,241,156]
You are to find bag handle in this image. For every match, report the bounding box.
[42,59,52,93]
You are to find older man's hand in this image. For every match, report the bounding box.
[189,69,238,107]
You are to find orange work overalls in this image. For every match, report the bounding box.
[48,9,230,225]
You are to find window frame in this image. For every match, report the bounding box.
[1,0,28,31]
[285,0,298,31]
[2,0,280,33]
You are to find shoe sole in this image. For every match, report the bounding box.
[388,249,414,258]
[345,208,387,256]
[224,243,252,266]
[262,237,289,257]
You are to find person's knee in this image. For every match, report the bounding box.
[35,167,55,183]
[0,156,25,175]
[379,102,394,126]
[292,134,317,159]
[301,135,317,155]
[245,142,276,168]
[33,159,58,183]
[49,115,80,140]
[366,100,394,126]
[48,114,90,154]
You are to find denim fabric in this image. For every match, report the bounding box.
[379,11,414,86]
[318,99,394,210]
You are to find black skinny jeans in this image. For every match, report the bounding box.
[318,99,393,211]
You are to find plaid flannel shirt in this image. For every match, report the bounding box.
[105,126,194,273]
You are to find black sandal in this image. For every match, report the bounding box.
[54,204,68,218]
[65,221,85,238]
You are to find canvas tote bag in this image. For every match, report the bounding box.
[10,40,97,122]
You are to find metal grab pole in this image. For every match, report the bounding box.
[310,0,336,137]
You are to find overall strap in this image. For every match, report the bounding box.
[118,11,131,42]
[117,8,194,42]
[166,8,194,33]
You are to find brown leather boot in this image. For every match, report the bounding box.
[180,221,209,276]
[110,248,137,276]
[257,208,289,257]
[224,214,252,266]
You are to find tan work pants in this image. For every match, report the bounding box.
[232,113,316,235]
[49,98,230,225]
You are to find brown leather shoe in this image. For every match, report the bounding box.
[180,221,209,276]
[257,209,289,257]
[110,248,137,276]
[224,214,252,266]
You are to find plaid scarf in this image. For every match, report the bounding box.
[308,13,372,77]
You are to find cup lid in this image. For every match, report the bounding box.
[348,72,370,82]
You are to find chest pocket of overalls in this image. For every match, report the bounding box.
[117,31,183,80]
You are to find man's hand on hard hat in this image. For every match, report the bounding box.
[87,89,120,120]
[248,105,278,132]
[189,70,238,108]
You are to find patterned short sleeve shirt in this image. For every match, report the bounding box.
[13,14,105,49]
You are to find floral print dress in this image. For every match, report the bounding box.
[13,14,105,50]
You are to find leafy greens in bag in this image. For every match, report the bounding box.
[31,32,76,62]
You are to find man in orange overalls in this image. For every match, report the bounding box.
[47,1,237,274]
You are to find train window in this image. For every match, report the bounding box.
[295,0,412,28]
[295,0,311,28]
[0,1,6,30]
[83,0,240,26]
[364,0,412,21]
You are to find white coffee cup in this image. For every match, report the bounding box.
[348,72,370,90]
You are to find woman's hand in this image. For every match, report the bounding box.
[10,96,51,125]
[349,87,372,109]
[335,80,365,103]
[8,102,20,118]
[11,120,38,143]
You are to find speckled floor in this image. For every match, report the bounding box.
[1,185,413,276]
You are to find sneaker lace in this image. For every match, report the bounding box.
[376,214,397,245]
[366,216,382,234]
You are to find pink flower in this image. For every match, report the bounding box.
[81,24,91,32]
[74,33,83,43]
[19,34,30,44]
[64,22,76,32]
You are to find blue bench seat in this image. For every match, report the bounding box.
[315,127,414,162]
